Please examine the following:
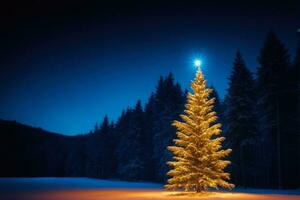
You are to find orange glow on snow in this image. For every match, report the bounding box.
[1,190,299,200]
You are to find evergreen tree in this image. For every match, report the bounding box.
[223,52,258,187]
[165,69,233,192]
[152,73,185,182]
[99,115,116,178]
[115,101,147,180]
[143,93,156,180]
[115,109,131,178]
[85,117,104,177]
[85,116,115,178]
[293,43,300,188]
[257,31,291,188]
[280,37,300,188]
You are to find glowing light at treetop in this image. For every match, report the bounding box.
[165,68,234,192]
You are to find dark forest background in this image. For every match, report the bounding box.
[0,31,299,189]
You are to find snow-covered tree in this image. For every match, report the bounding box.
[165,68,234,192]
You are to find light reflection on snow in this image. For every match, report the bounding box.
[12,190,297,200]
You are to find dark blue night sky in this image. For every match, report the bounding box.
[1,1,299,135]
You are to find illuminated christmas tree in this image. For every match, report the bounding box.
[165,68,234,192]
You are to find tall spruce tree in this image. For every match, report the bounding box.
[224,52,258,187]
[281,35,300,188]
[115,101,147,180]
[115,109,131,178]
[152,73,185,182]
[99,116,116,178]
[143,93,156,180]
[257,31,291,188]
[85,115,115,178]
[165,69,233,192]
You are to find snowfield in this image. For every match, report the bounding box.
[0,178,299,200]
[0,177,162,191]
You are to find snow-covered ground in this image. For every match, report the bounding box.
[0,177,162,191]
[0,178,299,200]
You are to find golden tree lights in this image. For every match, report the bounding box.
[165,68,234,192]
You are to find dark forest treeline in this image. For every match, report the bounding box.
[0,31,299,189]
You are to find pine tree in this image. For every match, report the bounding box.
[280,35,300,188]
[293,42,300,188]
[165,69,234,192]
[152,73,185,182]
[99,115,116,178]
[223,52,258,187]
[143,93,156,180]
[86,116,109,178]
[257,31,291,188]
[85,115,116,178]
[115,101,147,180]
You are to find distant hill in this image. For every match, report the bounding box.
[0,119,86,177]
